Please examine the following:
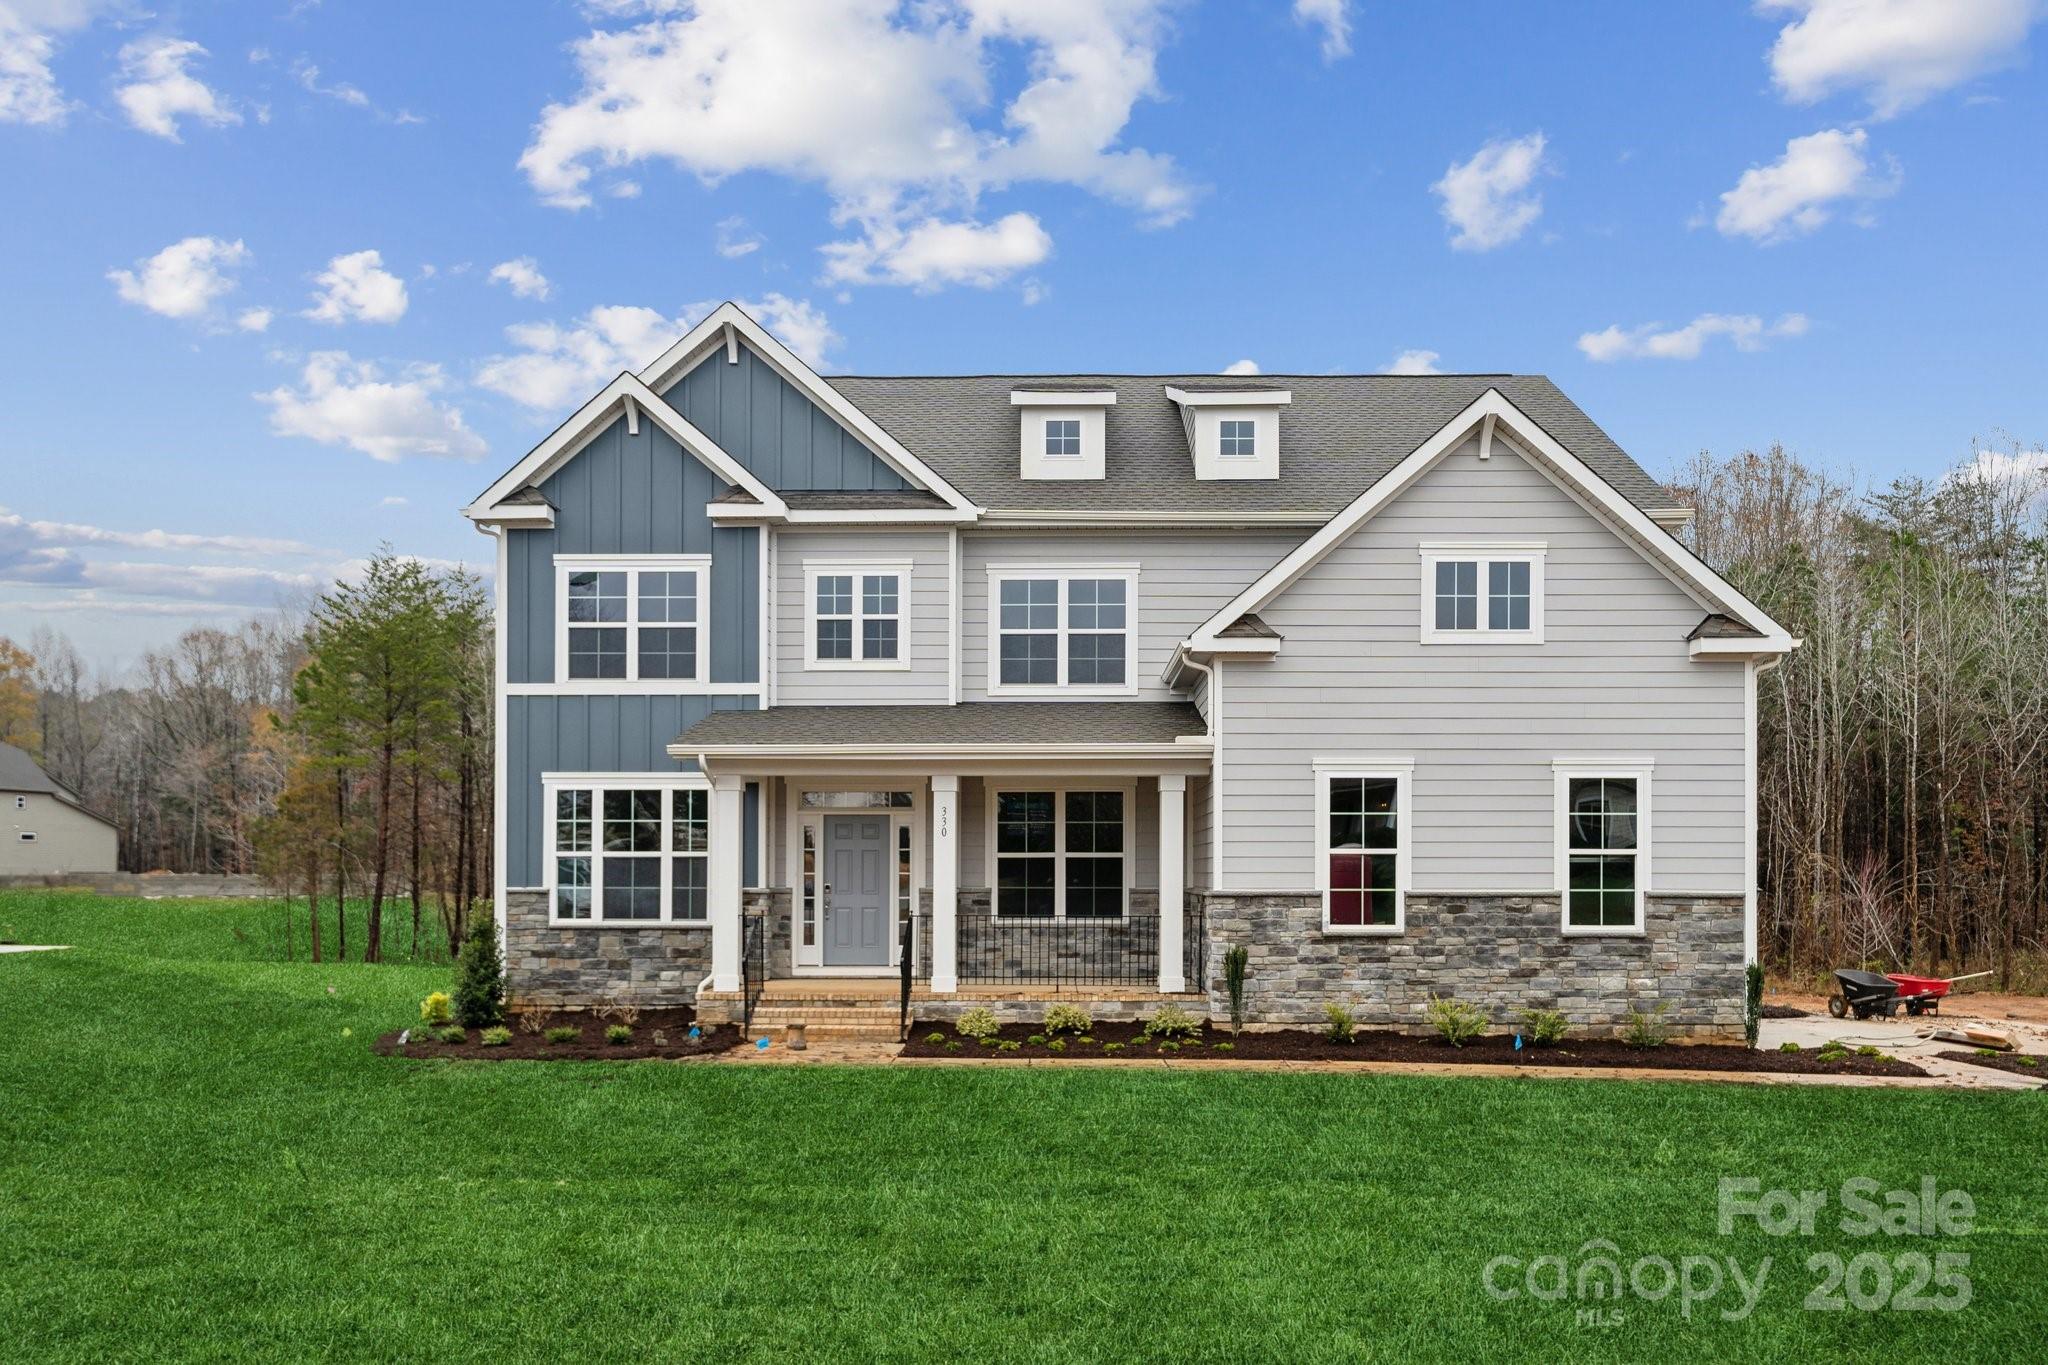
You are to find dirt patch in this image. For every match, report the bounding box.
[376,1007,739,1062]
[903,1021,1928,1077]
[1935,1050,2048,1082]
[1761,1005,1810,1019]
[1775,989,2048,1025]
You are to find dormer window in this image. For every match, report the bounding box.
[1012,390,1114,480]
[1164,387,1291,481]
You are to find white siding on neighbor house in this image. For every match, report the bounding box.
[2,793,118,874]
[1217,435,1747,894]
[773,529,952,704]
[959,530,1301,701]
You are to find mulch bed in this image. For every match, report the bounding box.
[903,1021,1929,1077]
[1936,1050,2047,1081]
[1761,1004,1811,1019]
[376,1007,739,1061]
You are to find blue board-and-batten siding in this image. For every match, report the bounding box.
[505,414,760,685]
[506,693,759,886]
[665,347,908,491]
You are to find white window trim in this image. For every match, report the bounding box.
[985,564,1140,697]
[1217,418,1258,460]
[1042,416,1085,460]
[1417,542,1546,645]
[985,783,1137,920]
[553,554,712,689]
[803,560,912,671]
[1553,758,1654,937]
[542,773,713,929]
[1312,758,1413,936]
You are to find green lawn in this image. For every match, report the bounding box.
[2,892,2043,1363]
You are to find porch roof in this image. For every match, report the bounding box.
[671,712,1212,773]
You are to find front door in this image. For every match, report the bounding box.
[823,815,890,966]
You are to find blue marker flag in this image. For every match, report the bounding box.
[1513,1032,1524,1051]
[688,1025,701,1039]
[756,1037,770,1050]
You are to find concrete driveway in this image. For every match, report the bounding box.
[1759,1004,2048,1090]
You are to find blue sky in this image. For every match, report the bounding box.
[2,0,2043,667]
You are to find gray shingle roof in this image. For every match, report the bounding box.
[676,702,1205,748]
[825,373,1670,517]
[0,742,71,798]
[1687,613,1765,641]
[1216,612,1281,640]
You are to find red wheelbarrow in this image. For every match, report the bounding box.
[1826,969,1992,1019]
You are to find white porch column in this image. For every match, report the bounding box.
[1157,774,1187,993]
[930,774,961,993]
[709,772,746,992]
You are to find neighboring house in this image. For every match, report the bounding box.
[464,304,1794,1038]
[0,743,119,876]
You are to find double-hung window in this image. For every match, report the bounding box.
[990,568,1135,692]
[1557,763,1651,934]
[992,788,1128,918]
[548,779,710,925]
[806,563,906,668]
[556,556,709,684]
[1315,761,1411,933]
[1418,543,1545,643]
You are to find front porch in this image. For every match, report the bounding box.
[673,701,1215,1021]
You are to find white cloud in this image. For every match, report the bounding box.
[236,306,273,332]
[0,505,314,557]
[0,0,118,126]
[1431,132,1549,251]
[1019,278,1047,306]
[488,256,552,300]
[1946,442,2048,489]
[1578,312,1810,362]
[107,236,250,320]
[1383,349,1443,375]
[1761,0,2041,118]
[261,352,486,462]
[821,211,1051,290]
[0,504,324,610]
[475,293,839,411]
[380,495,409,506]
[519,0,1195,289]
[115,36,240,141]
[1293,0,1352,60]
[1715,127,1900,242]
[289,55,423,124]
[1221,358,1260,376]
[715,215,762,258]
[304,249,409,324]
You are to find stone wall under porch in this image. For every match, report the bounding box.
[1196,891,1745,1040]
[502,889,712,1008]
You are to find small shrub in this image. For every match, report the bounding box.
[955,1007,1001,1040]
[1142,1004,1203,1040]
[517,1010,548,1036]
[1778,1040,1802,1053]
[1621,1003,1671,1049]
[996,1039,1021,1052]
[419,992,453,1026]
[1043,1003,1093,1036]
[1076,1035,1095,1046]
[544,1025,579,1045]
[1102,1042,1125,1054]
[2020,1056,2039,1068]
[944,1040,961,1052]
[1026,1034,1047,1046]
[1520,1009,1568,1047]
[479,1026,512,1047]
[1046,1039,1067,1053]
[1855,1044,1881,1058]
[1323,1002,1356,1044]
[452,917,506,1028]
[1974,1046,2000,1057]
[1427,995,1487,1048]
[606,1024,632,1045]
[1743,962,1765,1049]
[1817,1039,1850,1064]
[925,1031,947,1045]
[433,1025,467,1045]
[1223,944,1249,1035]
[1212,1041,1234,1052]
[977,1037,996,1048]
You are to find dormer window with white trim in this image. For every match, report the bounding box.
[1418,542,1546,644]
[1012,390,1113,480]
[1164,387,1291,481]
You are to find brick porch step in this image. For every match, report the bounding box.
[747,1003,902,1041]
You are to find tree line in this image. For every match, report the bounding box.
[1,551,491,964]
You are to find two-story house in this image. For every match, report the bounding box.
[463,303,1794,1038]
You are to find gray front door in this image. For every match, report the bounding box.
[824,815,890,966]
